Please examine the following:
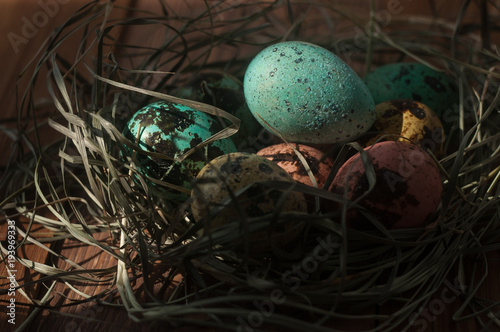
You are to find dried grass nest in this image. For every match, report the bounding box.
[1,1,500,331]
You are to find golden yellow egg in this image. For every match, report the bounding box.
[364,99,445,156]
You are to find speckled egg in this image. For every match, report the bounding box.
[257,143,334,188]
[171,72,263,148]
[364,99,445,156]
[172,72,243,109]
[243,41,376,144]
[329,141,442,229]
[364,62,458,118]
[191,152,307,251]
[123,100,237,198]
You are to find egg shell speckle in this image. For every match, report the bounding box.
[329,141,442,229]
[191,152,307,251]
[244,41,376,144]
[257,143,334,188]
[364,62,458,119]
[364,99,445,156]
[123,100,237,198]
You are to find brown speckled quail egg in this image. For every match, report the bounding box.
[364,99,445,156]
[329,141,442,230]
[256,143,334,188]
[191,152,307,251]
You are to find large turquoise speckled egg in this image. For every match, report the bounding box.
[123,100,237,199]
[243,41,376,144]
[363,62,458,119]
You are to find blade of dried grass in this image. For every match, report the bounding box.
[14,281,56,332]
[116,216,143,312]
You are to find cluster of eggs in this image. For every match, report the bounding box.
[122,40,455,251]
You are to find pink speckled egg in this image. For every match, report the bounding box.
[329,141,442,229]
[257,143,334,188]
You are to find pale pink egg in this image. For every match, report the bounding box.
[329,141,442,229]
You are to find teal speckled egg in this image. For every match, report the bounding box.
[363,62,458,118]
[243,41,376,144]
[123,100,237,199]
[171,72,263,148]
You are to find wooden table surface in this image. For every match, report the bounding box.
[1,1,499,331]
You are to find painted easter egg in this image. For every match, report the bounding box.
[364,62,458,119]
[364,99,445,156]
[257,143,333,188]
[244,41,375,144]
[123,100,237,199]
[191,152,307,251]
[171,72,263,148]
[329,141,442,229]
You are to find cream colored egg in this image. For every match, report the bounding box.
[191,152,307,252]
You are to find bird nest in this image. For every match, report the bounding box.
[1,1,500,331]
